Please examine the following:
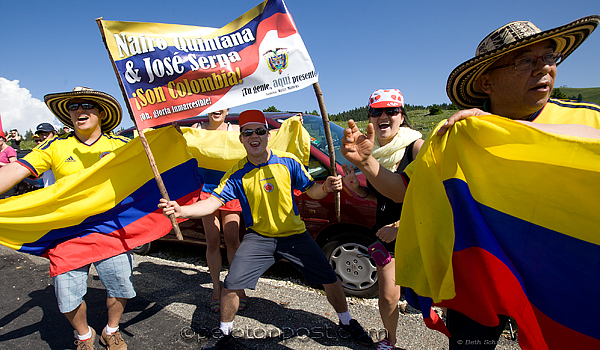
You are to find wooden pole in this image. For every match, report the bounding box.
[312,82,341,222]
[96,18,183,240]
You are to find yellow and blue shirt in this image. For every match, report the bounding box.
[403,98,600,181]
[527,98,600,127]
[212,149,315,238]
[18,132,129,180]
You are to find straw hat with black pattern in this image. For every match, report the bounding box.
[447,15,599,110]
[44,87,122,133]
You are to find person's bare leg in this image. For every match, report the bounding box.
[377,258,401,345]
[106,297,127,328]
[202,212,223,300]
[64,301,90,336]
[220,287,240,322]
[221,211,241,264]
[323,280,348,313]
[222,211,246,300]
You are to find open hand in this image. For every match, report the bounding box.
[341,119,375,167]
[341,164,360,193]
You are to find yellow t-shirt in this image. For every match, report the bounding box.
[18,132,129,180]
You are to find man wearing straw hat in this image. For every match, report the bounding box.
[0,87,131,349]
[342,15,600,350]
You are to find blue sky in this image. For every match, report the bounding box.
[0,0,598,132]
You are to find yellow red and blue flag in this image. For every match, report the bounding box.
[397,116,600,349]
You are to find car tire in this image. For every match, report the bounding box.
[133,241,156,255]
[322,232,379,298]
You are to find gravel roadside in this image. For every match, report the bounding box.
[0,244,521,349]
[133,244,521,350]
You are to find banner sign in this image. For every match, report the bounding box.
[97,0,318,129]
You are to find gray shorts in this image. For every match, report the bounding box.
[52,252,136,313]
[224,231,338,290]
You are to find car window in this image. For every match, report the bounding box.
[308,156,329,180]
[301,115,359,173]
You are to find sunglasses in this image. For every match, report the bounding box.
[67,102,98,111]
[241,127,268,137]
[369,107,401,118]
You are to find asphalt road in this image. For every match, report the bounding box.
[0,244,521,349]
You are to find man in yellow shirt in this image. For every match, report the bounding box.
[0,87,130,350]
[160,110,374,350]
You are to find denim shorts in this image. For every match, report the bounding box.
[52,252,136,313]
[224,231,338,290]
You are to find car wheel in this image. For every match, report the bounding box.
[322,232,379,298]
[133,241,156,255]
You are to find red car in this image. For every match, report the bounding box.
[119,112,379,297]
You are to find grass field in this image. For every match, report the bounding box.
[333,109,454,138]
[556,87,600,105]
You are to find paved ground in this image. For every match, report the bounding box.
[0,244,520,349]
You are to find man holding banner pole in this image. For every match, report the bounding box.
[0,87,132,350]
[160,109,373,350]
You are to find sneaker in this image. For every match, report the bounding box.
[99,327,127,350]
[74,327,96,350]
[203,334,234,350]
[339,319,374,346]
[376,338,395,350]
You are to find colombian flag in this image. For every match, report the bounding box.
[397,116,600,349]
[0,127,202,277]
[0,116,309,277]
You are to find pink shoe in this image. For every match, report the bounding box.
[376,338,395,350]
[368,241,391,266]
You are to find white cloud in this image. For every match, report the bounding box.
[0,77,60,134]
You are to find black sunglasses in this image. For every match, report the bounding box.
[241,127,268,137]
[67,102,98,111]
[369,107,401,118]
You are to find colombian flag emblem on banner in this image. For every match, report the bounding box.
[97,0,318,129]
[0,127,202,277]
[397,116,600,349]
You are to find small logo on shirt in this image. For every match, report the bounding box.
[64,156,76,163]
[264,183,274,192]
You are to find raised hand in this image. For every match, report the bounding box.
[341,164,360,193]
[341,119,376,167]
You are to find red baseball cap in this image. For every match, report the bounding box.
[239,110,267,128]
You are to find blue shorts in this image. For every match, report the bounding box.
[224,231,338,290]
[52,252,136,313]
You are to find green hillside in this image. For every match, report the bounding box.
[333,109,452,138]
[553,87,600,105]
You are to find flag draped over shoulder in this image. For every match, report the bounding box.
[397,116,600,349]
[183,115,310,194]
[0,127,202,277]
[98,0,318,129]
